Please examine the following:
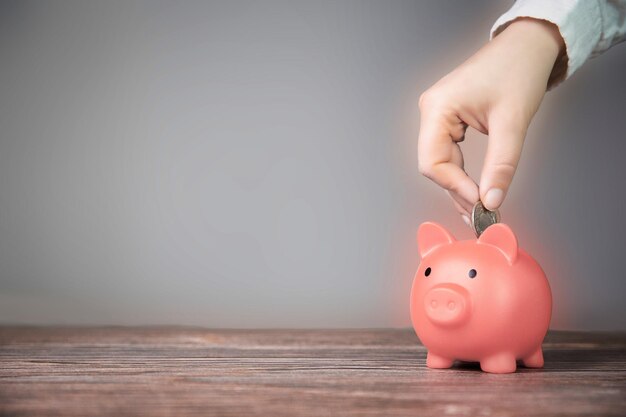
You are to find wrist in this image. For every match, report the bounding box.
[497,17,567,87]
[503,18,564,57]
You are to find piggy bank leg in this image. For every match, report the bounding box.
[426,352,454,369]
[522,347,544,368]
[480,352,517,374]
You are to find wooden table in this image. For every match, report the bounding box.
[1,327,625,416]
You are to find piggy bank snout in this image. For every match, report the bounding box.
[424,284,470,327]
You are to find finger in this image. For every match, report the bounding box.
[446,190,472,227]
[479,114,526,210]
[418,111,479,209]
[448,142,477,213]
[446,189,470,215]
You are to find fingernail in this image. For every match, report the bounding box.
[461,214,470,226]
[484,188,504,210]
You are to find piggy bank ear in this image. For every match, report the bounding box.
[477,223,518,265]
[417,222,455,258]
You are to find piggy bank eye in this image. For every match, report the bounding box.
[424,267,431,277]
[468,269,477,278]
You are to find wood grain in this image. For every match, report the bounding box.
[0,327,625,416]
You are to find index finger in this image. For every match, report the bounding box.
[417,108,479,212]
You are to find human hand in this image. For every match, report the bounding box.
[417,18,565,226]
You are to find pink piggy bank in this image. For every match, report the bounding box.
[410,222,552,374]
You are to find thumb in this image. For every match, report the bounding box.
[479,117,527,210]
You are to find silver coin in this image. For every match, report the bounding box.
[470,201,500,237]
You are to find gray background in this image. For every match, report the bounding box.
[0,0,624,330]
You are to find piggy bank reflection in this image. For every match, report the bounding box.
[410,222,552,374]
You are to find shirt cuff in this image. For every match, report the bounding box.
[490,0,603,88]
